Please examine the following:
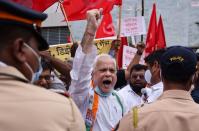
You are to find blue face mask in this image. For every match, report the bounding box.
[94,87,112,97]
[24,43,43,83]
[32,57,43,82]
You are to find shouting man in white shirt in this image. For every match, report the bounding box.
[69,9,124,131]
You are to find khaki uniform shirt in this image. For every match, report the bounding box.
[118,90,199,131]
[0,66,85,131]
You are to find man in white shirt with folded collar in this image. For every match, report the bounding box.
[118,64,147,113]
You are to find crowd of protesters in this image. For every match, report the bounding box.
[1,1,199,131]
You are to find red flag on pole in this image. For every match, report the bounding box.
[32,0,57,12]
[145,3,157,55]
[117,37,128,69]
[96,13,116,39]
[156,15,166,49]
[62,0,116,21]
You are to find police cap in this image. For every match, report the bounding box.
[160,46,197,79]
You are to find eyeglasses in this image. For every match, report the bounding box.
[39,75,54,81]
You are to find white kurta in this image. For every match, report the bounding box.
[69,45,124,131]
[118,82,163,113]
[118,85,144,113]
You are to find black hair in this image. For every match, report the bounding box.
[0,24,33,51]
[130,64,147,75]
[41,57,54,72]
[144,49,166,66]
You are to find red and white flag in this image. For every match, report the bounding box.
[62,0,118,21]
[96,13,115,39]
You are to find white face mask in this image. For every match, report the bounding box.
[144,69,152,84]
[24,43,43,83]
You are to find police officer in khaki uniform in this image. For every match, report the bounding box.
[118,46,199,131]
[0,0,85,130]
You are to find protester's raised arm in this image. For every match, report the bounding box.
[69,9,102,110]
[81,9,102,53]
[125,42,145,80]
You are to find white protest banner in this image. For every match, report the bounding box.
[121,16,146,36]
[122,45,145,69]
[191,1,199,7]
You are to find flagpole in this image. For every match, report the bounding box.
[117,5,122,40]
[59,0,75,43]
[115,5,122,68]
[141,0,144,42]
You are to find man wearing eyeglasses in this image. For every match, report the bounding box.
[34,57,69,97]
[35,57,54,89]
[37,73,55,88]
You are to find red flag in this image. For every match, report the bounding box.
[114,0,122,6]
[117,37,128,69]
[62,0,116,21]
[32,0,57,12]
[96,13,116,39]
[145,3,157,55]
[12,0,57,12]
[156,15,166,49]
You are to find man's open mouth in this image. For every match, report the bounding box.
[103,80,112,88]
[103,80,111,84]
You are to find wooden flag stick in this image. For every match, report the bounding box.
[115,5,122,69]
[59,1,75,43]
[141,0,144,42]
[117,5,122,40]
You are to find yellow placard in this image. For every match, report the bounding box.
[48,39,114,61]
[94,39,113,54]
[48,43,72,62]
